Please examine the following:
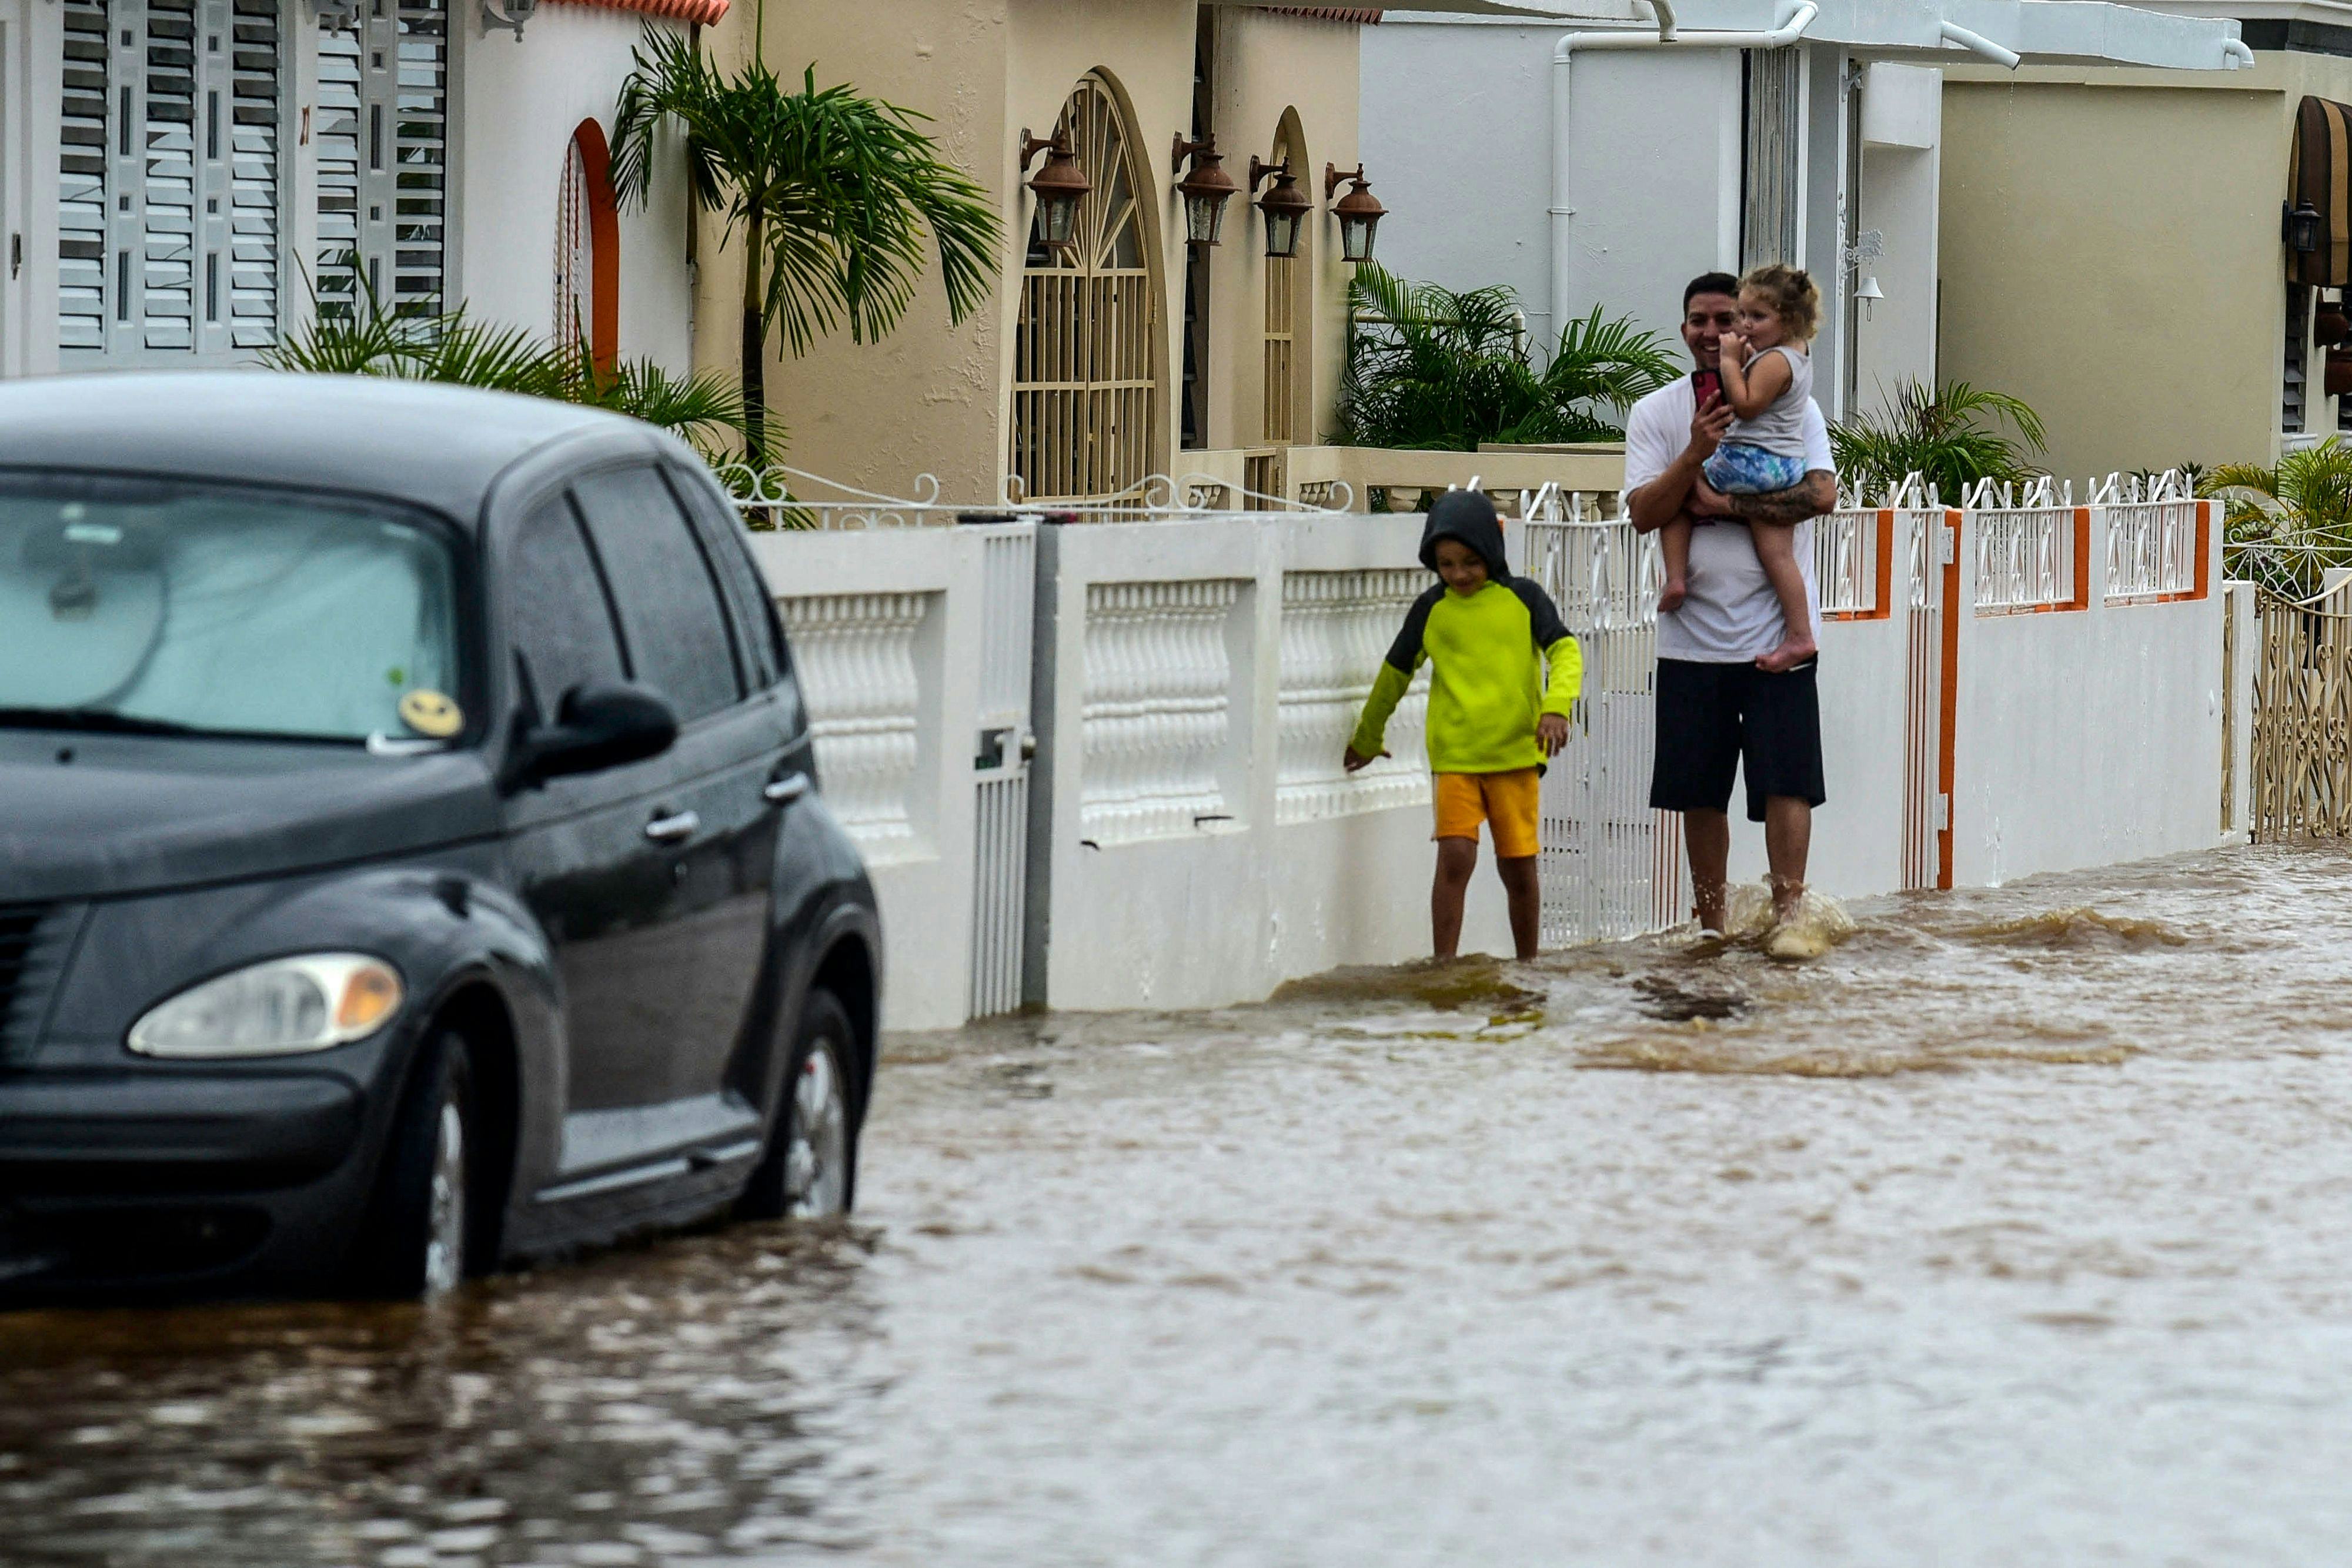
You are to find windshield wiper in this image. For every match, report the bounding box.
[0,706,205,738]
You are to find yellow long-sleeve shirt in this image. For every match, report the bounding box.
[1351,577,1583,774]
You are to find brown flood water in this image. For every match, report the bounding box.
[8,843,2352,1566]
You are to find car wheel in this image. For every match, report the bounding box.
[740,989,858,1221]
[360,1030,477,1298]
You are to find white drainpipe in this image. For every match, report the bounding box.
[1548,0,1821,345]
[1937,19,2022,68]
[2223,37,2255,67]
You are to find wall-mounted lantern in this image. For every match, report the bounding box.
[1249,156,1312,260]
[1020,128,1090,256]
[2286,199,2324,256]
[1171,134,1240,248]
[1324,163,1387,266]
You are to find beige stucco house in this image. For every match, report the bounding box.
[688,1,1397,504]
[1940,9,2352,480]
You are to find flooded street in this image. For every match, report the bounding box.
[10,842,2352,1565]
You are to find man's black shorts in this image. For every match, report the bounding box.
[1649,657,1827,823]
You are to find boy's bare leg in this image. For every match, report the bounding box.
[1433,837,1479,959]
[1495,855,1542,959]
[1684,808,1729,932]
[1658,515,1693,613]
[1750,520,1819,673]
[1765,795,1812,921]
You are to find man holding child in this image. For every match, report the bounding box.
[1342,269,1834,966]
[1626,270,1836,950]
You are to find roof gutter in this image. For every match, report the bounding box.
[1549,0,1819,346]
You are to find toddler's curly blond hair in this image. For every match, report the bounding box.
[1739,263,1820,344]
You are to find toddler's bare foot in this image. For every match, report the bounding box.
[1756,631,1816,673]
[1658,576,1687,613]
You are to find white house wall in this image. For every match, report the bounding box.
[455,8,692,370]
[1855,63,1940,402]
[1361,19,1945,420]
[0,0,692,379]
[1358,20,1561,341]
[1362,18,1741,352]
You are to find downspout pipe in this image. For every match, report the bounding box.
[1549,0,1820,352]
[1938,19,2022,68]
[2223,37,2254,68]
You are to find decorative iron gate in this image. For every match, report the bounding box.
[1524,504,1685,945]
[2252,582,2352,840]
[968,523,1037,1017]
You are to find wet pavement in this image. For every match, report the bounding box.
[8,843,2352,1565]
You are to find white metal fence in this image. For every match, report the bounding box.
[2100,470,2200,603]
[1523,490,1684,945]
[1967,476,2080,613]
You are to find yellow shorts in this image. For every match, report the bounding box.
[1433,768,1542,859]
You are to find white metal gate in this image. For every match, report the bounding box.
[1525,502,1686,945]
[1900,504,1953,891]
[968,522,1037,1017]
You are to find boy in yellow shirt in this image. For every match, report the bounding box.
[1344,492,1582,961]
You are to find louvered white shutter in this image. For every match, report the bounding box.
[56,0,283,365]
[316,0,445,322]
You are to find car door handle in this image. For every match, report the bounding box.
[644,809,701,844]
[764,774,810,805]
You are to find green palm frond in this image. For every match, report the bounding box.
[263,272,747,447]
[610,28,1000,357]
[1334,266,1674,452]
[2201,439,2352,596]
[1829,379,2048,500]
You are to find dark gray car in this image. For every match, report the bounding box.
[0,374,881,1301]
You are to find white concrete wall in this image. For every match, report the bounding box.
[1034,516,1516,1012]
[1723,604,1912,897]
[747,526,1005,1033]
[454,8,694,369]
[1948,506,2226,886]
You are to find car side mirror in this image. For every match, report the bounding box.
[506,681,678,787]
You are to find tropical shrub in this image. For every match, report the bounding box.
[2201,440,2352,599]
[1332,266,1678,452]
[262,280,747,453]
[611,27,1001,465]
[1828,379,2047,502]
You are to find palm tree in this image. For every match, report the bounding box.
[1829,379,2047,502]
[263,270,746,452]
[610,25,1001,466]
[2201,440,2352,598]
[1334,266,1676,452]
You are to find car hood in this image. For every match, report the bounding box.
[0,733,502,902]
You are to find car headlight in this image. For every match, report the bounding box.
[127,954,406,1059]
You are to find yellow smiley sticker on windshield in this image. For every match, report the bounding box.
[397,688,463,738]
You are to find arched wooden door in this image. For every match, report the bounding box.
[554,119,619,375]
[1010,75,1161,501]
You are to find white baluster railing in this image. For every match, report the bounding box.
[1079,580,1242,842]
[1275,569,1433,825]
[778,592,929,857]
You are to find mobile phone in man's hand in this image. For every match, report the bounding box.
[1692,367,1723,407]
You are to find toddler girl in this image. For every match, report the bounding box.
[1657,263,1820,674]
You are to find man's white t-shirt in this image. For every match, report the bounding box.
[1622,377,1835,664]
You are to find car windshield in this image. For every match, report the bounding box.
[0,473,462,745]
